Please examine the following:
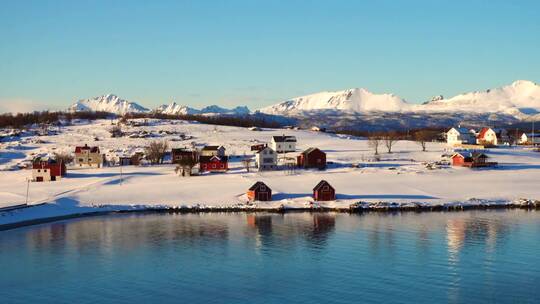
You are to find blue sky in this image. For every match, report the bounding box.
[1,0,539,112]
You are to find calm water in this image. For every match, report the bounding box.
[1,211,540,304]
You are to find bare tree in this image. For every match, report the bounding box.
[175,151,199,177]
[53,152,74,165]
[145,140,169,164]
[413,130,438,152]
[109,125,123,138]
[383,131,399,153]
[367,133,381,155]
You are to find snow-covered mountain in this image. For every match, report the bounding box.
[421,80,540,116]
[155,102,201,115]
[260,80,540,118]
[260,88,412,115]
[69,94,149,115]
[155,102,250,116]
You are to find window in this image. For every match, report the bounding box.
[212,164,216,169]
[44,169,47,172]
[323,185,329,191]
[261,186,266,191]
[37,169,41,172]
[79,158,84,162]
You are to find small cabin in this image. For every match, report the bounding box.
[247,181,272,201]
[297,147,326,169]
[313,180,335,201]
[451,152,497,168]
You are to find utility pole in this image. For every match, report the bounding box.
[532,120,536,146]
[120,163,123,186]
[25,179,30,205]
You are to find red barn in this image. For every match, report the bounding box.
[199,155,228,172]
[313,180,335,201]
[247,181,272,201]
[451,152,496,168]
[297,147,326,169]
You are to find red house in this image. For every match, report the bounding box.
[32,158,66,182]
[451,152,497,168]
[313,180,335,201]
[247,181,272,201]
[199,155,228,172]
[297,147,326,169]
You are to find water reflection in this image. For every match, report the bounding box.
[1,210,539,304]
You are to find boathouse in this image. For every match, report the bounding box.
[247,181,272,201]
[297,147,326,169]
[313,180,335,201]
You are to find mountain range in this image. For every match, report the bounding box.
[68,80,540,129]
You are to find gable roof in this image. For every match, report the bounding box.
[452,151,488,160]
[75,144,100,153]
[249,181,271,191]
[199,155,228,163]
[313,180,334,191]
[302,147,324,155]
[202,145,224,151]
[272,135,297,143]
[256,146,275,154]
[449,127,471,135]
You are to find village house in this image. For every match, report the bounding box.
[519,133,540,145]
[200,145,226,157]
[74,144,102,168]
[446,127,476,146]
[247,181,272,201]
[199,155,228,172]
[476,128,508,146]
[172,148,199,164]
[255,146,277,171]
[172,148,199,176]
[119,152,144,166]
[32,157,66,182]
[297,147,326,170]
[451,151,497,168]
[313,180,336,201]
[270,135,297,153]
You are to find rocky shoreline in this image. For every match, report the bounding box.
[1,198,539,231]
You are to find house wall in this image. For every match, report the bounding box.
[271,141,296,153]
[75,152,102,168]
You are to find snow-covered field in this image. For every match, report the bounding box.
[1,119,540,226]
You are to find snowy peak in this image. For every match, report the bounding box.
[260,88,411,115]
[156,102,201,115]
[422,80,540,114]
[69,94,149,115]
[260,80,540,117]
[155,102,251,116]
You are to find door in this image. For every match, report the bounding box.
[36,176,43,182]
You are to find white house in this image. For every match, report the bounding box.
[200,145,226,157]
[270,135,297,153]
[255,146,278,171]
[477,128,508,146]
[446,127,476,146]
[519,133,540,145]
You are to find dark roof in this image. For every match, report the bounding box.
[249,181,271,191]
[452,151,488,160]
[302,147,324,155]
[75,144,100,153]
[313,180,334,191]
[199,155,228,163]
[202,145,223,151]
[272,136,297,143]
[256,146,275,154]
